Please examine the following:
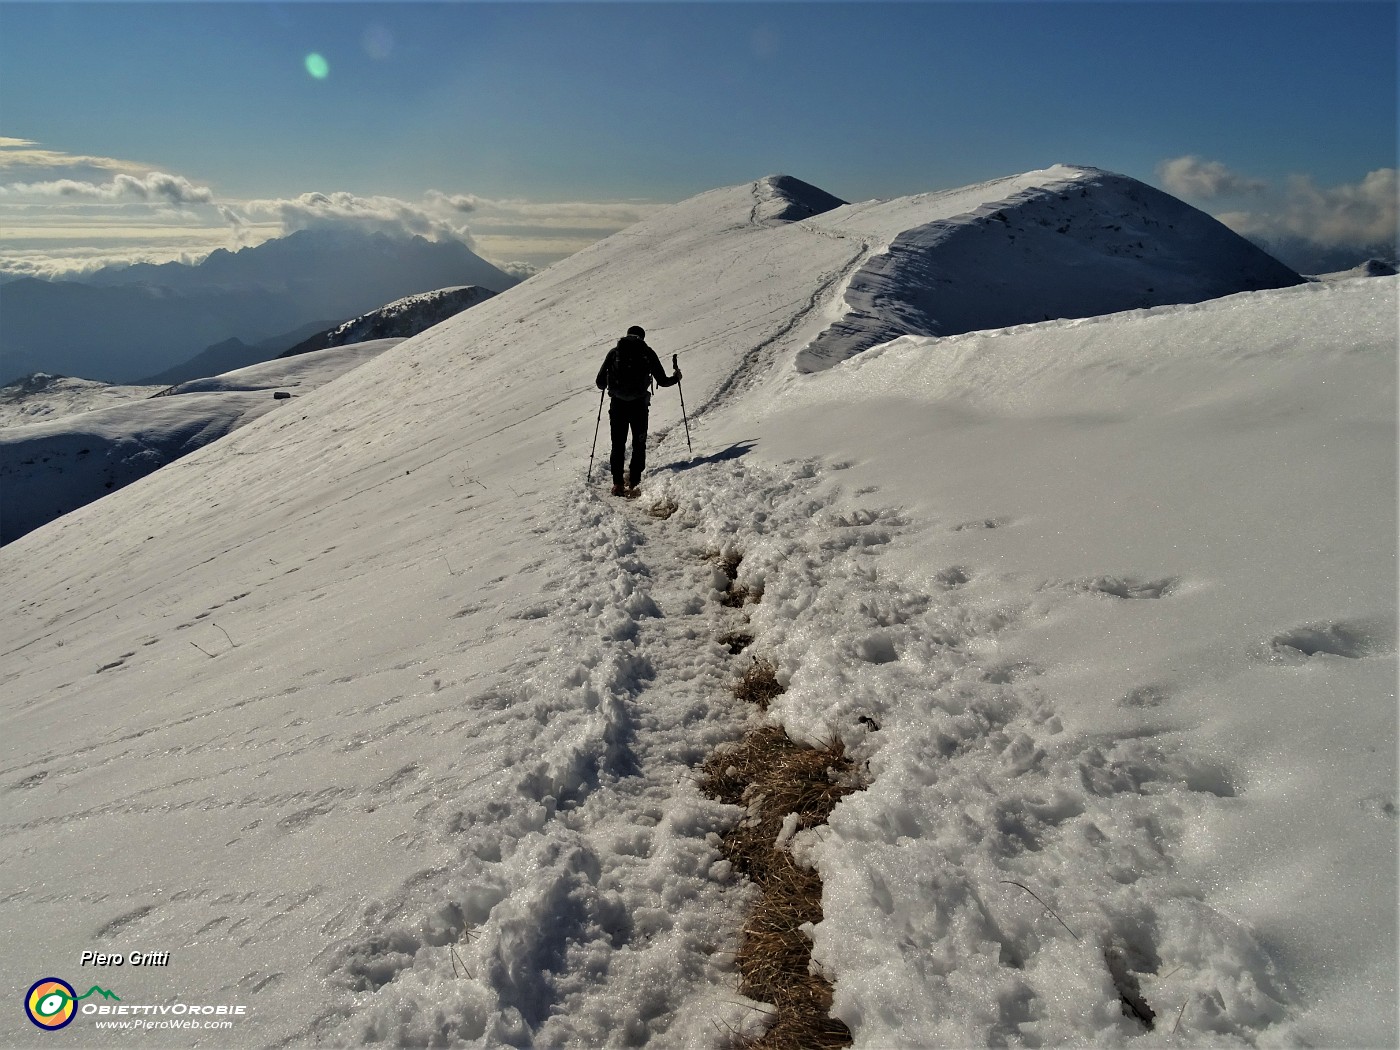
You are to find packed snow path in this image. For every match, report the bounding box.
[298,450,1322,1044]
[302,483,761,1044]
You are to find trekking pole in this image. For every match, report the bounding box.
[586,389,604,482]
[673,354,693,455]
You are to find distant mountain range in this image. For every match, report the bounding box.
[0,229,519,384]
[136,286,498,386]
[135,320,340,387]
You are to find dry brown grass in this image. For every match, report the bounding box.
[733,658,784,711]
[723,585,759,608]
[700,545,857,1047]
[701,724,861,1049]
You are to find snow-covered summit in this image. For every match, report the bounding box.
[794,164,1305,369]
[750,173,849,225]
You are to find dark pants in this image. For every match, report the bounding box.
[608,398,649,486]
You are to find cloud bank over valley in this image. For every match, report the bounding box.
[0,140,661,280]
[1158,154,1398,272]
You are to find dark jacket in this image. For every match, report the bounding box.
[596,336,678,403]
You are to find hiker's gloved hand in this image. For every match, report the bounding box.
[673,368,682,381]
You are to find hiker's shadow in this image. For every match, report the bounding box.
[660,440,756,473]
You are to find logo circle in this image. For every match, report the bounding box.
[25,978,77,1030]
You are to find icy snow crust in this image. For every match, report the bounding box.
[0,171,1394,1048]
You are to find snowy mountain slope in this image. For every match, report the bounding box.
[0,173,1393,1049]
[0,373,163,429]
[0,341,400,545]
[279,286,499,359]
[794,164,1305,370]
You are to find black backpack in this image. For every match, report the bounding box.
[608,337,653,400]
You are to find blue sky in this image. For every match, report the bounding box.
[1,1,1395,274]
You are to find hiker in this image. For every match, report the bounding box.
[595,325,681,496]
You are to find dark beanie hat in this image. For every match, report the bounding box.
[626,325,645,339]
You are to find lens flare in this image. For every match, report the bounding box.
[304,53,329,80]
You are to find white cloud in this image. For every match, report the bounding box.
[234,190,658,254]
[238,191,477,247]
[1158,156,1397,261]
[119,172,215,206]
[0,142,656,279]
[437,193,659,230]
[0,241,236,279]
[1,172,215,205]
[1157,156,1267,199]
[499,199,658,228]
[497,260,542,280]
[426,190,483,213]
[1214,168,1398,251]
[0,140,151,182]
[1278,168,1397,248]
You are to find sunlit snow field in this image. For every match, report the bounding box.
[1,169,1394,1048]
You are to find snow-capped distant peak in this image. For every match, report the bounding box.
[283,285,498,356]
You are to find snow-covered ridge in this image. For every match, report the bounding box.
[795,164,1304,370]
[1,283,498,544]
[0,341,399,545]
[1313,257,1398,280]
[298,285,498,354]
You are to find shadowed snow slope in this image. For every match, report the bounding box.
[0,170,1392,1049]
